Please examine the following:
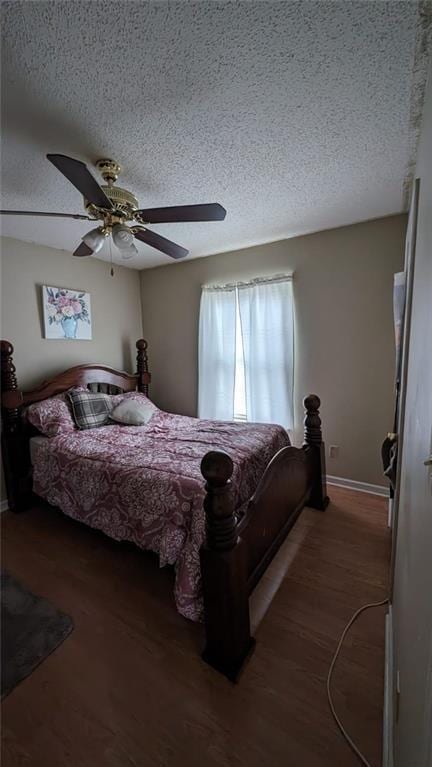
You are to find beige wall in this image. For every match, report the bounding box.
[140,215,406,486]
[0,236,143,498]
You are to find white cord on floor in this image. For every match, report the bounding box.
[327,598,389,767]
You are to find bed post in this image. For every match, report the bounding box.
[303,394,329,510]
[200,450,255,681]
[136,338,150,396]
[1,341,19,432]
[1,340,29,512]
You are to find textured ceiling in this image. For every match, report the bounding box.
[0,1,428,269]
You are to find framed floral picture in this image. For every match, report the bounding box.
[42,285,92,340]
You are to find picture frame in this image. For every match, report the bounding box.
[42,285,92,340]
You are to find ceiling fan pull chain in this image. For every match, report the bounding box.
[109,237,114,277]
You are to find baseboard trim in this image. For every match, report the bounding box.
[327,475,389,497]
[0,500,9,513]
[383,606,394,767]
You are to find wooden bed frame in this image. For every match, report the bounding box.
[1,338,329,680]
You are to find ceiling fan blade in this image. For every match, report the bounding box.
[73,242,93,257]
[47,154,113,210]
[0,210,91,220]
[134,228,189,259]
[135,203,226,224]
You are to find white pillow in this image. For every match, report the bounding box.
[110,398,156,426]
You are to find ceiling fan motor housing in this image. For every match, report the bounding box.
[84,158,139,222]
[85,186,139,221]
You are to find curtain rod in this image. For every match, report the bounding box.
[202,273,293,291]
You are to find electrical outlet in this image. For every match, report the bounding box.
[329,445,339,459]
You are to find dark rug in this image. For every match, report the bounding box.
[1,571,74,699]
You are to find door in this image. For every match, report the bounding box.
[391,71,432,766]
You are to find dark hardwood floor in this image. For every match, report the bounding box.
[1,486,390,767]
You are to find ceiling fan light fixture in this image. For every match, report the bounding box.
[112,223,135,250]
[82,227,106,253]
[119,243,139,260]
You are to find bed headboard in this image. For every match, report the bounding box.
[0,338,150,510]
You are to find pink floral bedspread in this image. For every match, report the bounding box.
[32,409,290,620]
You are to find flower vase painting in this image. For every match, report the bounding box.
[42,286,92,340]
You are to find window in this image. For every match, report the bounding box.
[198,275,294,428]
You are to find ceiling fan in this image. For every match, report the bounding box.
[0,155,227,261]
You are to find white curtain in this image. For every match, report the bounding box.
[198,276,294,428]
[198,286,236,420]
[238,278,294,428]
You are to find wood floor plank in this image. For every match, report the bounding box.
[1,486,390,767]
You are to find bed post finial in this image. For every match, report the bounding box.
[1,340,19,433]
[201,451,237,550]
[303,394,323,445]
[303,394,329,510]
[200,450,254,681]
[136,338,150,396]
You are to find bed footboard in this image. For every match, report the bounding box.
[200,395,328,680]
